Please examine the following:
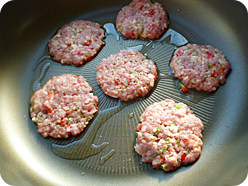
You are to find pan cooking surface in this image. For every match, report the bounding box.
[31,14,216,174]
[1,0,248,185]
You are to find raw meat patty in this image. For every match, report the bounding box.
[134,99,204,171]
[48,20,105,66]
[170,43,231,92]
[116,0,169,39]
[30,74,98,138]
[96,49,157,101]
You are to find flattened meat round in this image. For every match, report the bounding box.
[30,74,98,138]
[96,49,157,101]
[48,20,105,66]
[116,0,169,39]
[170,43,231,92]
[135,99,204,171]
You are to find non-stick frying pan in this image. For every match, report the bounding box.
[1,0,248,185]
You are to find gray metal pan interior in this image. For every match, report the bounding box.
[0,0,248,185]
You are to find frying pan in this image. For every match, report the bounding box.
[0,0,248,185]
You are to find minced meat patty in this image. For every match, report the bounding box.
[48,20,105,66]
[116,0,169,39]
[170,43,231,92]
[30,74,98,138]
[134,99,204,171]
[96,49,157,101]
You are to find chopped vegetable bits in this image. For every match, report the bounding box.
[30,74,98,138]
[170,43,231,92]
[48,20,105,66]
[135,99,204,171]
[96,49,157,101]
[116,0,169,39]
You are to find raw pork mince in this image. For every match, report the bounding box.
[96,49,157,101]
[170,43,231,92]
[116,0,169,39]
[30,74,98,138]
[134,99,204,171]
[48,20,105,66]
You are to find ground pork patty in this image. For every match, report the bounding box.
[116,0,169,39]
[134,99,204,171]
[170,43,231,92]
[48,20,105,66]
[96,49,157,101]
[30,74,98,138]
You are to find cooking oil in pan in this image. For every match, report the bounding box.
[52,100,130,160]
[32,55,50,71]
[30,20,217,173]
[104,23,122,43]
[32,62,50,91]
[100,149,115,165]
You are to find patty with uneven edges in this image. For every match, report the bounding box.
[48,20,105,66]
[96,49,157,101]
[30,74,98,138]
[170,43,231,92]
[116,0,169,39]
[135,99,204,171]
